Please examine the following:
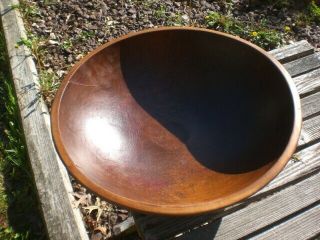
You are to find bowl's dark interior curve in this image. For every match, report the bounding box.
[57,30,294,209]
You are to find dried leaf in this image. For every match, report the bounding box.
[72,194,88,208]
[118,213,128,221]
[95,197,101,206]
[85,216,96,229]
[84,205,99,214]
[71,192,82,199]
[116,209,128,214]
[96,208,103,222]
[94,226,107,235]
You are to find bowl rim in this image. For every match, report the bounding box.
[51,26,302,215]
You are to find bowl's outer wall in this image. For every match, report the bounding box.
[51,27,302,215]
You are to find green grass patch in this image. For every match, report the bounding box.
[16,33,59,106]
[16,34,45,68]
[11,1,40,20]
[152,3,189,26]
[62,39,73,50]
[0,27,46,240]
[77,30,95,42]
[309,1,320,23]
[38,70,59,106]
[205,11,283,50]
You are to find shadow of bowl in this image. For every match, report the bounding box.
[51,27,301,215]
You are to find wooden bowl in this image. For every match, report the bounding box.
[51,27,301,215]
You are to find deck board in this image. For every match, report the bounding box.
[251,203,320,240]
[269,40,314,63]
[177,171,320,240]
[300,115,320,146]
[294,68,320,96]
[283,52,320,77]
[301,91,320,119]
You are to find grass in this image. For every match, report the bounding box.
[205,11,283,50]
[309,1,320,23]
[250,0,320,26]
[0,27,46,239]
[16,33,59,106]
[153,3,189,26]
[11,1,40,20]
[62,39,73,50]
[154,4,167,19]
[77,30,95,42]
[38,70,59,106]
[13,1,60,105]
[167,13,184,26]
[16,34,45,68]
[203,1,320,50]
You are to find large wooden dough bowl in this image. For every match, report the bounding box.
[51,27,301,215]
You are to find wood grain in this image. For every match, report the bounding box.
[269,40,314,63]
[283,52,320,77]
[301,91,320,119]
[134,212,220,240]
[0,1,88,239]
[298,91,320,145]
[254,141,320,196]
[300,115,320,146]
[294,68,320,96]
[251,203,320,240]
[113,217,136,236]
[177,171,320,240]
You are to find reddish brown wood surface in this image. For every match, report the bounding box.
[51,27,302,215]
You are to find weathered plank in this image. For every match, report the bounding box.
[113,217,136,236]
[269,40,314,63]
[177,171,320,240]
[297,90,320,147]
[253,140,320,196]
[295,67,320,147]
[251,203,320,240]
[301,91,320,119]
[299,114,320,146]
[293,61,320,147]
[0,1,88,239]
[294,68,320,96]
[134,212,219,240]
[133,140,320,239]
[283,52,320,77]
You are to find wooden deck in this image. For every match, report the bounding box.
[133,40,320,240]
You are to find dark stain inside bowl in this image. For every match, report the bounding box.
[120,30,294,174]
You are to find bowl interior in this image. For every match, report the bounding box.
[54,29,295,214]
